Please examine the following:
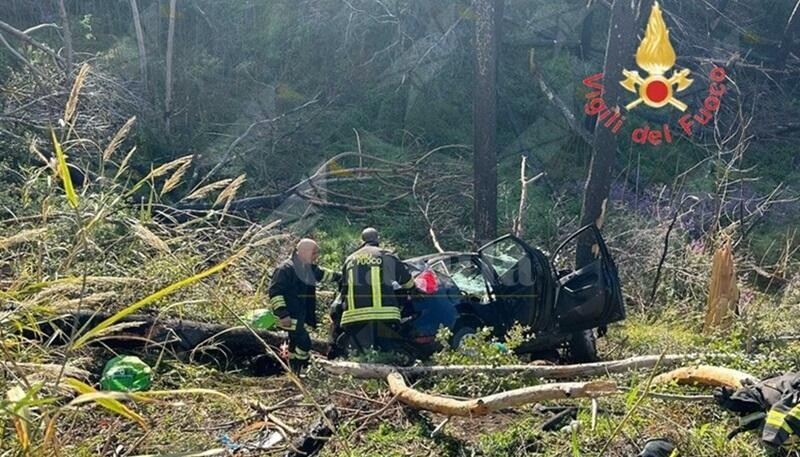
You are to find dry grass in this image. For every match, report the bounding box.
[63,63,90,126]
[102,116,136,162]
[131,222,171,253]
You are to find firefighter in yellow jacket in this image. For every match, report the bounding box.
[268,238,340,373]
[334,228,415,352]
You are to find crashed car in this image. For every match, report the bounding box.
[332,225,625,362]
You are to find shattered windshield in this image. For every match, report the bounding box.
[446,260,488,296]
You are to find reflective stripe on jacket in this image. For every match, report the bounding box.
[340,244,413,325]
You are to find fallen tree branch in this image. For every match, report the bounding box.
[192,95,321,190]
[651,365,757,389]
[0,32,47,81]
[386,372,616,417]
[32,310,330,358]
[0,19,63,66]
[316,354,715,380]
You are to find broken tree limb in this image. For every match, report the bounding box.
[512,155,545,238]
[651,365,757,389]
[316,354,715,380]
[703,239,740,334]
[386,373,617,417]
[0,19,63,66]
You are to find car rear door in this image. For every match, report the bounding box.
[550,225,624,332]
[477,235,553,331]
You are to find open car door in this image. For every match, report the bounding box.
[477,235,553,331]
[550,225,624,332]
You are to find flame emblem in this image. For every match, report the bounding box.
[620,2,692,111]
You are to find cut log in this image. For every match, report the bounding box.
[651,365,757,389]
[30,310,329,358]
[316,354,712,380]
[386,372,617,417]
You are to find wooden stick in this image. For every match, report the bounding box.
[386,372,616,417]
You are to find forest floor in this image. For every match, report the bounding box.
[7,299,799,457]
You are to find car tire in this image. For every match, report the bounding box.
[567,329,598,363]
[451,326,477,350]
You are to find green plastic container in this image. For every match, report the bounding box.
[100,355,152,392]
[247,308,277,330]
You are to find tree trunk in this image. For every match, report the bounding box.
[129,0,148,89]
[472,0,503,245]
[57,0,72,76]
[577,0,647,267]
[32,310,330,357]
[165,0,178,135]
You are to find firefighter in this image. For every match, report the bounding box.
[715,372,800,456]
[333,227,415,353]
[268,238,340,373]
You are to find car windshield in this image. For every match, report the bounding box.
[443,260,487,296]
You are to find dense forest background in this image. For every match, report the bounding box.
[3,0,799,257]
[3,1,800,455]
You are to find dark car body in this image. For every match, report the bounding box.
[334,225,625,361]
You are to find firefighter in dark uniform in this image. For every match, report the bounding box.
[268,238,340,373]
[333,227,415,352]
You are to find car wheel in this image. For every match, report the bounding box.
[451,326,477,352]
[567,329,598,363]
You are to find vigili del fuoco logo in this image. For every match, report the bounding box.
[582,2,728,146]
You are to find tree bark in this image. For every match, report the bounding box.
[165,0,178,135]
[387,373,616,416]
[129,0,148,89]
[576,0,648,267]
[56,0,72,76]
[472,0,504,245]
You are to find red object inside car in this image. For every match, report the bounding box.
[414,269,439,294]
